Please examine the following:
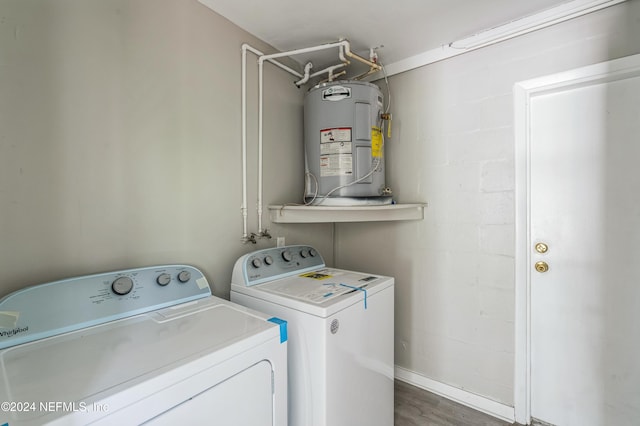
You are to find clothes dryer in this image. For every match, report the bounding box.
[0,265,287,426]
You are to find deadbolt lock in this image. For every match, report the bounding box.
[535,261,549,273]
[535,242,549,254]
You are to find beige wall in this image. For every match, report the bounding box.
[0,0,333,298]
[335,0,640,405]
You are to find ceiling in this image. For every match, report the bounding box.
[198,0,569,70]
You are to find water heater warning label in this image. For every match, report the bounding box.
[320,128,353,177]
[320,127,351,143]
[320,155,352,177]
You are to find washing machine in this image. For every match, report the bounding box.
[0,264,287,426]
[230,245,394,426]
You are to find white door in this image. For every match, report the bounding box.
[522,56,640,426]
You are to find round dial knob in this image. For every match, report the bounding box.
[112,276,134,295]
[309,248,317,257]
[300,249,309,258]
[281,250,293,262]
[251,258,263,268]
[156,273,171,286]
[177,270,191,283]
[264,255,274,265]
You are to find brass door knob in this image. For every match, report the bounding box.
[535,261,549,273]
[535,242,549,254]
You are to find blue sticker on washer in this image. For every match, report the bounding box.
[267,317,288,343]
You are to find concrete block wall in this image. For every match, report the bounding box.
[336,0,640,405]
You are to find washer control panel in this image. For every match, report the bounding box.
[232,245,325,286]
[0,265,211,350]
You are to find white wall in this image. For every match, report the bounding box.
[0,0,333,299]
[336,0,640,405]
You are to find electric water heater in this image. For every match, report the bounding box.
[304,81,391,205]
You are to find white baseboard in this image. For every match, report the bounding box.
[395,366,515,423]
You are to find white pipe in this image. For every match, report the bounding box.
[241,43,302,242]
[255,42,347,236]
[294,62,314,87]
[254,40,350,236]
[241,45,249,241]
[257,58,264,234]
[243,43,302,77]
[339,44,349,64]
[258,40,349,63]
[249,39,380,239]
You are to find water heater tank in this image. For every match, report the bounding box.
[304,81,391,205]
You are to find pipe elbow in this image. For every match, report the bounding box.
[295,62,314,86]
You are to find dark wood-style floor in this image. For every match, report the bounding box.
[395,380,513,426]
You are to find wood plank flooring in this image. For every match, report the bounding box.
[395,380,513,426]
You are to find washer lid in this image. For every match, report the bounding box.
[0,297,279,424]
[232,268,394,317]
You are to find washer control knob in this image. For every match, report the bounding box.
[252,258,263,268]
[177,270,191,283]
[112,276,134,295]
[264,255,274,265]
[309,248,317,257]
[156,273,171,286]
[281,250,293,262]
[300,249,309,258]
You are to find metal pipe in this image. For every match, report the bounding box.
[343,42,382,70]
[309,63,347,79]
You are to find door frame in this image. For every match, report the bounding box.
[513,53,640,425]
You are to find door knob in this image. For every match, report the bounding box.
[535,261,549,273]
[535,242,549,254]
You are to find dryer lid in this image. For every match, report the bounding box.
[0,297,279,424]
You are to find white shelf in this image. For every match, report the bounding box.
[268,203,425,224]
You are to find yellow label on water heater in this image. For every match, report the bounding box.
[371,126,382,158]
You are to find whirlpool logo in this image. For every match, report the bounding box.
[0,326,28,338]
